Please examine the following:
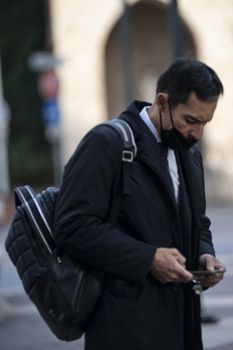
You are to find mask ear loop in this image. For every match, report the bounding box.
[168,101,175,128]
[159,100,175,130]
[159,108,164,130]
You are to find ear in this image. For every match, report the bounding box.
[156,93,169,112]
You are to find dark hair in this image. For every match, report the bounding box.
[156,57,224,107]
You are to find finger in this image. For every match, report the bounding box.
[174,263,193,282]
[171,249,186,265]
[206,257,216,271]
[215,265,226,273]
[207,258,226,272]
[198,272,224,287]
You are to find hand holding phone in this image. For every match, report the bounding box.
[191,267,226,279]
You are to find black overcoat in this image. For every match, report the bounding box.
[54,101,215,350]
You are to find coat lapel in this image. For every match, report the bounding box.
[120,112,178,212]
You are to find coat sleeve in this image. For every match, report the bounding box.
[193,149,215,257]
[199,214,215,257]
[54,125,155,284]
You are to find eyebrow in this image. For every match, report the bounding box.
[184,114,205,123]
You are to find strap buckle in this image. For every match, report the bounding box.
[122,150,134,162]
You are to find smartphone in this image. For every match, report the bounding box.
[191,269,224,277]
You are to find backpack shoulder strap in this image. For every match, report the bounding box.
[105,118,137,162]
[104,118,137,195]
[15,185,36,207]
[14,185,57,253]
[101,118,137,225]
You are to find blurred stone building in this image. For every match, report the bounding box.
[50,0,233,202]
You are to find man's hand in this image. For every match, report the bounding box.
[196,254,226,288]
[150,248,193,283]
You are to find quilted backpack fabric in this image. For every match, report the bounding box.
[5,186,102,341]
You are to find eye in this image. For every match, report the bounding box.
[185,116,200,125]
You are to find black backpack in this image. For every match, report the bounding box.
[5,119,136,341]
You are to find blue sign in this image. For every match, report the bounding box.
[42,99,60,126]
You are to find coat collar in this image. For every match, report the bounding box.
[119,101,204,220]
[120,101,177,211]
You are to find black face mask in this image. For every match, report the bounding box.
[159,105,197,151]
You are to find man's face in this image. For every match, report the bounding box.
[167,92,218,142]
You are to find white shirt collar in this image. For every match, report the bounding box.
[139,106,161,142]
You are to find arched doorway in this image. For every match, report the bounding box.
[105,0,197,117]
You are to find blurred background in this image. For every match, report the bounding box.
[0,1,232,349]
[0,0,233,211]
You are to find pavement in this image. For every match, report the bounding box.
[0,204,232,350]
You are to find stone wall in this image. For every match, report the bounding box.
[50,0,233,202]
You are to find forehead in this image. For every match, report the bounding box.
[174,92,218,122]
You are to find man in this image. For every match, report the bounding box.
[54,58,225,350]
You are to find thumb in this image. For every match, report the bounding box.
[206,256,216,271]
